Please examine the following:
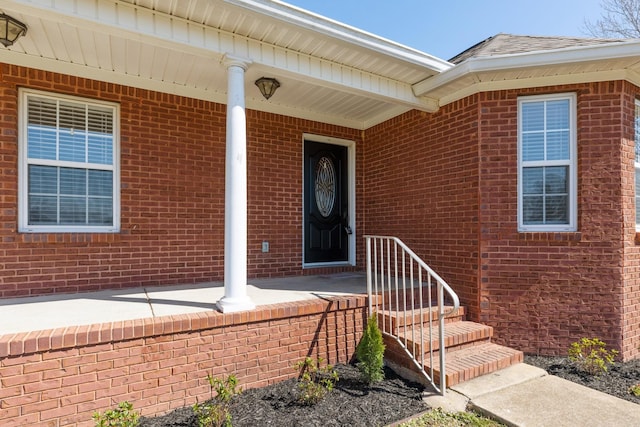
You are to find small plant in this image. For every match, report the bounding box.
[92,401,140,427]
[193,374,242,427]
[630,384,640,397]
[293,357,339,405]
[568,337,618,375]
[356,314,386,384]
[399,407,505,426]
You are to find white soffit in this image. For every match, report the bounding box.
[0,0,451,129]
[414,41,640,106]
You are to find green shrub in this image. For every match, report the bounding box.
[93,401,140,427]
[630,384,640,397]
[356,314,386,384]
[193,374,242,427]
[568,337,618,375]
[293,357,339,405]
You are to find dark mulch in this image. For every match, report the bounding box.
[139,356,640,426]
[139,364,429,427]
[524,355,640,404]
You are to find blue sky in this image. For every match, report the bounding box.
[285,1,606,60]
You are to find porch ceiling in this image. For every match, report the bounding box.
[5,1,640,130]
[0,0,451,130]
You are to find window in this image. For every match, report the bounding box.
[635,99,640,231]
[518,93,577,231]
[19,89,119,232]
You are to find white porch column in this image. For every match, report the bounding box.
[217,54,255,313]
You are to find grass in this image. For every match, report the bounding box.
[398,408,505,427]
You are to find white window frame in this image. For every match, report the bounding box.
[635,99,640,232]
[18,89,120,233]
[517,93,577,232]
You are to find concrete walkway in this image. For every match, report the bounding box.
[423,363,640,427]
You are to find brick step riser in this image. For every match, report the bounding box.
[383,322,495,363]
[428,349,524,386]
[383,337,522,387]
[380,307,524,388]
[414,336,494,358]
[377,306,465,331]
[397,326,493,355]
[375,287,458,312]
[378,316,464,333]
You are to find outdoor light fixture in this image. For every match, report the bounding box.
[255,77,280,100]
[0,13,27,47]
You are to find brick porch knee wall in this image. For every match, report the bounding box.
[0,295,368,426]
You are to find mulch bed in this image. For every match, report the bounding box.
[139,356,640,426]
[139,364,429,426]
[524,355,640,404]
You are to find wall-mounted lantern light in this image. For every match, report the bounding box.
[0,13,27,47]
[255,77,280,100]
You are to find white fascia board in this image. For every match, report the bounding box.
[5,0,436,113]
[626,68,640,88]
[437,69,632,106]
[225,0,453,73]
[414,40,640,97]
[249,45,440,112]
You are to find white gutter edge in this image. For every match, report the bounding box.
[413,39,640,96]
[224,0,453,73]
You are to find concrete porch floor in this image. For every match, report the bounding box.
[0,272,367,336]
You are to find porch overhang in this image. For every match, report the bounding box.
[1,0,450,130]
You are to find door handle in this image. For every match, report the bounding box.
[341,211,352,235]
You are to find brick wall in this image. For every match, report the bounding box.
[477,83,638,360]
[363,100,481,321]
[2,62,638,366]
[364,83,640,360]
[0,295,368,426]
[621,84,640,359]
[0,64,363,298]
[246,111,365,277]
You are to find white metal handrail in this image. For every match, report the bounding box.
[365,235,460,395]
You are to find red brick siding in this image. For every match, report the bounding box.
[2,62,638,361]
[0,64,363,298]
[246,111,365,277]
[363,100,481,321]
[365,83,639,360]
[0,295,367,426]
[622,84,640,359]
[477,83,638,360]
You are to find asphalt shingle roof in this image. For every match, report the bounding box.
[449,33,630,64]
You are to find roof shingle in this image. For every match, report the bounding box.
[449,33,630,64]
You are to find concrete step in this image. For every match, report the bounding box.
[430,342,524,387]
